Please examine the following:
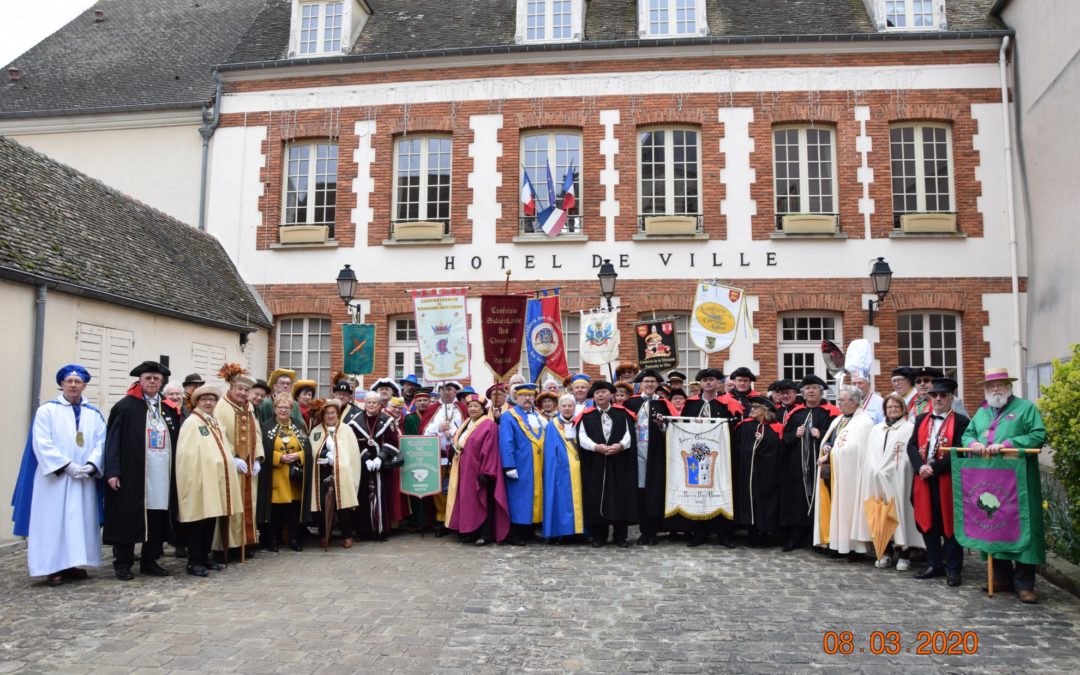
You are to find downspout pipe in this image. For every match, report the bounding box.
[197,70,223,231]
[30,284,47,420]
[999,36,1024,391]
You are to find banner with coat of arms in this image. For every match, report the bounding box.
[689,281,747,353]
[525,289,571,383]
[579,307,620,366]
[410,287,470,382]
[664,417,733,520]
[635,319,678,371]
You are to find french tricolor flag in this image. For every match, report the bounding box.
[520,172,538,217]
[559,162,576,212]
[538,163,576,237]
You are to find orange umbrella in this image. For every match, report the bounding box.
[863,497,899,559]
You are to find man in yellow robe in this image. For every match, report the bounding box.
[213,364,264,559]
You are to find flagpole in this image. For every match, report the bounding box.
[504,268,511,295]
[946,447,1042,454]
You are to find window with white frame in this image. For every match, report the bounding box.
[283,140,338,234]
[778,313,843,396]
[277,317,331,394]
[519,313,581,382]
[640,0,706,37]
[638,128,701,218]
[890,123,953,220]
[389,316,423,381]
[520,0,577,42]
[521,130,581,234]
[297,1,345,55]
[885,0,936,29]
[897,312,962,391]
[393,135,452,234]
[773,126,838,217]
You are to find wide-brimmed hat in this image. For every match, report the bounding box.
[913,366,945,381]
[587,380,617,397]
[252,379,271,394]
[614,361,640,377]
[191,385,221,403]
[440,380,463,392]
[130,360,171,378]
[929,378,959,394]
[372,377,402,395]
[768,379,798,392]
[536,391,560,407]
[890,367,915,384]
[748,394,775,412]
[291,380,317,398]
[983,368,1017,384]
[182,372,205,387]
[695,368,725,381]
[268,368,297,386]
[332,373,354,394]
[399,373,421,388]
[730,367,757,381]
[634,368,665,384]
[799,374,828,389]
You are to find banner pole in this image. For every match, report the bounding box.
[988,554,994,598]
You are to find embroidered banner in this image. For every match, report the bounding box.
[399,435,442,497]
[664,417,733,520]
[951,452,1033,555]
[689,281,746,353]
[342,323,376,376]
[480,295,528,379]
[525,290,570,383]
[579,307,620,366]
[635,319,678,371]
[411,287,470,382]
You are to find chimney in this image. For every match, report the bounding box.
[8,67,20,82]
[94,9,105,23]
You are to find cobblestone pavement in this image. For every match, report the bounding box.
[2,534,1079,674]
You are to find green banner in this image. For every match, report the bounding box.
[343,323,376,375]
[951,451,1044,564]
[399,435,442,498]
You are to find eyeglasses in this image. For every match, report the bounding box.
[915,378,934,384]
[929,392,951,398]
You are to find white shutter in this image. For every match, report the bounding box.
[76,323,106,409]
[105,328,134,407]
[192,342,228,387]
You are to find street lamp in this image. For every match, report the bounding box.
[867,257,893,326]
[336,264,358,322]
[597,258,617,310]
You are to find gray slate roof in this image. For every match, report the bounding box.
[0,136,271,332]
[225,0,1004,66]
[0,0,270,117]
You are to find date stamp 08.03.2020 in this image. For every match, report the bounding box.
[822,631,980,655]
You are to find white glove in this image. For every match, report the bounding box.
[252,460,261,476]
[372,457,382,471]
[63,463,84,478]
[78,463,97,478]
[317,458,330,465]
[234,457,249,474]
[325,450,335,465]
[505,468,519,480]
[365,459,376,472]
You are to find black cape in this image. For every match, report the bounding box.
[575,406,639,525]
[779,403,839,529]
[906,412,970,533]
[732,419,784,534]
[103,392,182,545]
[350,412,401,538]
[623,395,674,521]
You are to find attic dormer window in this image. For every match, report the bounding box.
[884,0,939,29]
[290,0,370,58]
[638,0,708,38]
[516,0,583,43]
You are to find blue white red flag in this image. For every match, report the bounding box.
[520,172,538,217]
[560,163,576,212]
[525,290,571,383]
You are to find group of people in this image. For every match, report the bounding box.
[19,356,1047,604]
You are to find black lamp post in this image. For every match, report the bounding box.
[598,258,617,310]
[336,264,358,322]
[867,257,893,326]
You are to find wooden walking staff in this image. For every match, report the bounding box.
[946,447,1043,598]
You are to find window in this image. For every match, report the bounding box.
[638,128,701,217]
[885,0,935,29]
[191,342,228,387]
[642,0,703,37]
[890,124,953,221]
[773,126,837,217]
[298,1,345,55]
[778,313,842,396]
[283,141,337,235]
[277,317,331,394]
[520,130,581,235]
[76,323,133,414]
[522,0,574,41]
[897,312,961,392]
[519,313,580,381]
[389,316,424,381]
[393,135,452,235]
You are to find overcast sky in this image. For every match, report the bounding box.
[1,0,95,67]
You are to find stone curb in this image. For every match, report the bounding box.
[1041,551,1080,599]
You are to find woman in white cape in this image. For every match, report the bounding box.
[814,385,875,558]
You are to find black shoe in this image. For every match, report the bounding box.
[591,538,606,548]
[288,541,303,552]
[265,544,279,553]
[686,536,707,548]
[204,562,224,572]
[717,535,736,549]
[946,573,962,587]
[615,539,630,548]
[506,538,525,547]
[174,546,188,559]
[914,567,945,580]
[781,538,799,552]
[114,567,134,581]
[474,538,489,547]
[847,552,867,563]
[434,524,448,538]
[186,565,209,577]
[140,562,170,577]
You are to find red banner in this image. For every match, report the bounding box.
[480,295,528,379]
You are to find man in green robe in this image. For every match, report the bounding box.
[258,368,305,429]
[962,368,1047,604]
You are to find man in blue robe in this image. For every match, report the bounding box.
[499,383,545,545]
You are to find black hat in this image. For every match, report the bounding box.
[929,377,958,394]
[747,394,775,411]
[332,376,354,394]
[667,370,687,382]
[634,368,665,384]
[913,366,945,381]
[130,361,171,378]
[730,367,757,381]
[768,379,798,392]
[587,380,617,397]
[182,372,204,387]
[412,387,434,400]
[799,374,828,389]
[668,387,687,399]
[695,368,725,381]
[252,379,271,394]
[891,367,915,384]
